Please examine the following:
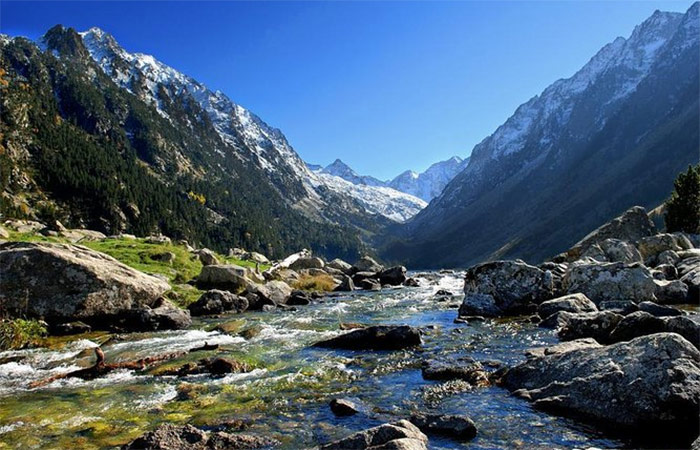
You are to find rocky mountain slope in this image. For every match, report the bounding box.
[0,25,423,260]
[384,3,700,268]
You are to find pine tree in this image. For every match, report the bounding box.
[665,165,700,234]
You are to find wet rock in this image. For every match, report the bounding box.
[239,325,262,340]
[197,249,220,266]
[561,206,655,262]
[458,260,553,317]
[654,279,689,304]
[287,290,312,306]
[352,256,384,274]
[161,357,248,377]
[314,325,422,350]
[0,242,170,328]
[598,300,639,315]
[120,298,192,331]
[637,301,683,317]
[537,293,598,319]
[379,266,407,286]
[563,262,656,305]
[319,420,428,450]
[359,279,381,291]
[352,271,378,284]
[213,319,246,335]
[435,289,453,297]
[122,423,277,450]
[243,292,272,310]
[556,311,623,344]
[404,278,420,287]
[50,321,92,335]
[421,357,489,386]
[329,398,359,416]
[327,258,353,274]
[502,333,700,444]
[289,257,325,271]
[334,275,356,292]
[409,413,477,441]
[196,265,253,292]
[188,290,248,316]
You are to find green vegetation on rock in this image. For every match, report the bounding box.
[0,318,47,350]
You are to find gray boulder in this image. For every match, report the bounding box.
[637,301,683,317]
[502,333,700,443]
[421,356,489,386]
[608,311,667,343]
[188,290,248,316]
[249,281,292,306]
[352,256,384,274]
[334,275,356,292]
[327,258,353,274]
[314,325,422,351]
[556,311,623,344]
[562,206,655,262]
[563,262,656,305]
[537,293,598,319]
[197,248,220,266]
[319,420,428,450]
[581,238,642,264]
[0,242,170,328]
[246,251,270,265]
[289,257,325,271]
[654,279,689,304]
[409,414,477,441]
[196,264,253,292]
[598,300,639,315]
[637,233,685,262]
[122,423,278,450]
[329,398,359,416]
[379,266,407,286]
[121,298,192,331]
[458,260,553,317]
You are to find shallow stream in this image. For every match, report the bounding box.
[0,273,628,449]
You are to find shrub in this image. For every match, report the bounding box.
[665,165,700,234]
[0,319,47,350]
[292,273,337,292]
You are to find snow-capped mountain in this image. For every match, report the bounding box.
[386,3,699,268]
[318,159,386,187]
[76,27,425,223]
[388,156,470,202]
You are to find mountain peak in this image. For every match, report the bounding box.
[41,24,90,59]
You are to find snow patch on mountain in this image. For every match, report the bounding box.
[388,156,470,202]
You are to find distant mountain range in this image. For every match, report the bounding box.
[383,3,700,268]
[309,156,469,203]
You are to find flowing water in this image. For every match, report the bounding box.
[0,272,627,449]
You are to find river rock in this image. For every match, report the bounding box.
[319,420,428,450]
[458,260,553,317]
[654,279,689,304]
[120,298,192,331]
[122,423,277,450]
[654,264,678,280]
[352,256,384,274]
[249,280,292,305]
[50,321,92,336]
[563,262,656,305]
[637,301,683,317]
[334,275,356,292]
[188,290,248,316]
[556,311,623,344]
[196,264,253,292]
[598,300,639,315]
[409,414,477,441]
[327,258,353,274]
[358,279,381,291]
[329,398,359,416]
[289,257,325,271]
[379,266,407,286]
[197,249,220,266]
[607,311,667,343]
[537,293,597,319]
[665,316,700,349]
[314,325,422,350]
[421,356,489,386]
[0,242,170,328]
[637,233,685,262]
[561,206,655,262]
[287,290,312,306]
[581,238,642,264]
[502,333,700,444]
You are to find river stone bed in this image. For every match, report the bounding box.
[0,273,630,449]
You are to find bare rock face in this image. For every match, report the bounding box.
[458,260,553,317]
[502,333,700,446]
[562,262,656,305]
[561,206,655,262]
[0,242,170,327]
[319,420,428,450]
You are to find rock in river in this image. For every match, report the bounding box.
[319,420,428,450]
[314,325,422,350]
[122,423,278,449]
[502,333,700,445]
[0,242,170,329]
[562,261,656,304]
[537,293,598,319]
[188,290,248,316]
[409,413,477,441]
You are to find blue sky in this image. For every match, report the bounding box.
[1,1,695,179]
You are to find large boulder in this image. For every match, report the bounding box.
[334,275,356,292]
[502,333,700,444]
[409,414,477,441]
[352,256,384,274]
[289,257,325,271]
[0,242,170,328]
[561,206,655,262]
[556,311,623,344]
[196,264,253,292]
[197,249,220,266]
[562,262,656,305]
[637,233,686,263]
[119,298,192,331]
[581,238,642,264]
[654,279,690,304]
[314,325,422,351]
[537,293,598,319]
[458,261,553,317]
[187,290,248,316]
[246,251,270,265]
[249,280,293,306]
[319,420,428,450]
[378,266,407,286]
[327,258,353,275]
[3,219,45,234]
[122,423,278,450]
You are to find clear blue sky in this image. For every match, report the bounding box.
[1,1,695,179]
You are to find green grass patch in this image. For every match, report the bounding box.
[0,319,47,350]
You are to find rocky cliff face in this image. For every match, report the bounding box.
[385,3,700,268]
